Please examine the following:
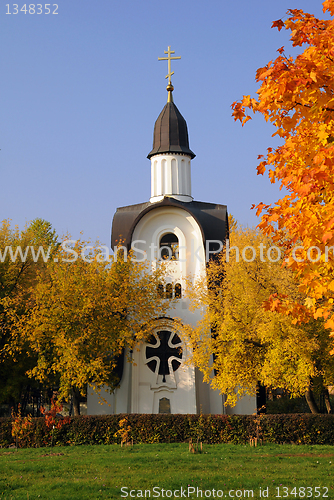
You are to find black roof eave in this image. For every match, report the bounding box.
[111,197,228,253]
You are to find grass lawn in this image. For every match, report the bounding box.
[0,443,333,499]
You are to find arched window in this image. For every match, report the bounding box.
[157,283,182,299]
[175,283,182,299]
[165,283,173,299]
[159,233,179,261]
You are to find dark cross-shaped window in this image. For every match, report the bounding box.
[146,331,182,382]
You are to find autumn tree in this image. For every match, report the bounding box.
[231,1,334,335]
[187,227,334,413]
[0,219,58,412]
[3,239,169,415]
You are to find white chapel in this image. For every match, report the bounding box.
[87,47,256,416]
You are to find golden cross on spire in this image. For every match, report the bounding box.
[158,46,181,86]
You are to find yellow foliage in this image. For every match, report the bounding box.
[186,227,334,407]
[1,224,170,402]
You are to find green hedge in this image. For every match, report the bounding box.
[1,413,334,448]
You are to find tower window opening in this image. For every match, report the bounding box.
[166,283,173,299]
[175,283,182,299]
[156,283,182,299]
[157,284,164,298]
[159,233,179,260]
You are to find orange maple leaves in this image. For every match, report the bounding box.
[272,20,285,31]
[232,0,334,337]
[323,0,334,15]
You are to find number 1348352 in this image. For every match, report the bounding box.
[6,4,58,14]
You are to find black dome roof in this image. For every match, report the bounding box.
[147,101,195,159]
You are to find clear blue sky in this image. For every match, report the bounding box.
[0,0,329,246]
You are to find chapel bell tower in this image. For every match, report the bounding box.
[87,47,256,416]
[148,46,195,203]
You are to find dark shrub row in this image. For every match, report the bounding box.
[1,413,334,448]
